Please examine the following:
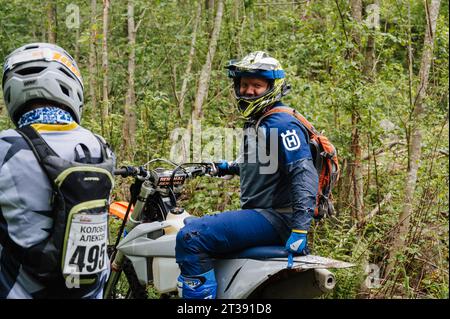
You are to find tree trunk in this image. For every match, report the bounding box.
[101,0,110,136]
[386,0,441,277]
[179,1,202,118]
[46,1,57,43]
[363,0,380,77]
[358,0,381,230]
[350,0,362,48]
[351,111,364,221]
[205,0,215,32]
[232,0,244,57]
[75,27,80,62]
[350,0,364,221]
[193,0,224,120]
[122,0,137,160]
[89,0,98,115]
[205,0,215,10]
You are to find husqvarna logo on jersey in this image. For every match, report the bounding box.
[281,129,301,151]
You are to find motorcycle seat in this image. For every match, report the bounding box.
[215,245,289,260]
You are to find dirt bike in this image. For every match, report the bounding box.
[103,159,353,299]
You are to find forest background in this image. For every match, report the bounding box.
[0,0,448,298]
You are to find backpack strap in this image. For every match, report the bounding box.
[74,143,93,163]
[1,127,56,259]
[16,125,59,161]
[94,133,113,160]
[256,106,319,137]
[15,126,60,185]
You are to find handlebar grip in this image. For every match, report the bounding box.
[187,164,217,177]
[113,168,128,176]
[188,167,206,177]
[113,166,139,177]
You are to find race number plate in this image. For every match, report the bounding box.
[63,213,108,276]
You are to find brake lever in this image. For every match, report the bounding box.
[206,162,218,176]
[136,166,152,181]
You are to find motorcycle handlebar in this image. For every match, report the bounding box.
[113,162,217,180]
[176,164,216,178]
[191,162,219,177]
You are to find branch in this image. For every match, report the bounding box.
[362,140,406,161]
[366,193,392,220]
[170,64,180,106]
[135,7,148,33]
[179,1,202,118]
[193,0,224,119]
[334,0,350,57]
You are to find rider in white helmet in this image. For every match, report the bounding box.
[0,43,115,299]
[175,51,319,299]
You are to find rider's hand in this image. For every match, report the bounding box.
[215,160,229,177]
[285,230,309,255]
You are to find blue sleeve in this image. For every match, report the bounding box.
[286,159,318,230]
[262,113,318,231]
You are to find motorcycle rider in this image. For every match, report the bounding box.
[175,51,319,299]
[0,43,114,298]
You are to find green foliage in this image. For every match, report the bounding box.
[0,0,448,299]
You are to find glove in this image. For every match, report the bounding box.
[215,160,229,177]
[285,230,309,255]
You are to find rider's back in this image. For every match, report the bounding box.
[0,124,108,298]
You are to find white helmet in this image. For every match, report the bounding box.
[2,43,84,124]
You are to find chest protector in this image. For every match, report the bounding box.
[256,106,340,220]
[15,125,114,287]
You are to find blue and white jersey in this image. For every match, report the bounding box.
[0,122,112,299]
[237,103,318,238]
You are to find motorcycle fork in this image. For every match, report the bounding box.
[104,180,155,298]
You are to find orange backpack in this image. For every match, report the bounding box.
[257,106,340,220]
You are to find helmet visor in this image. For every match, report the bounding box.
[227,69,285,80]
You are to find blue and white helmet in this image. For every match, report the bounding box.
[2,43,84,124]
[226,51,289,119]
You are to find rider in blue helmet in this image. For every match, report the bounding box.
[227,51,290,119]
[175,51,319,299]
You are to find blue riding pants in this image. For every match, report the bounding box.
[175,209,282,276]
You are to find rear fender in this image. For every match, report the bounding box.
[214,256,353,299]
